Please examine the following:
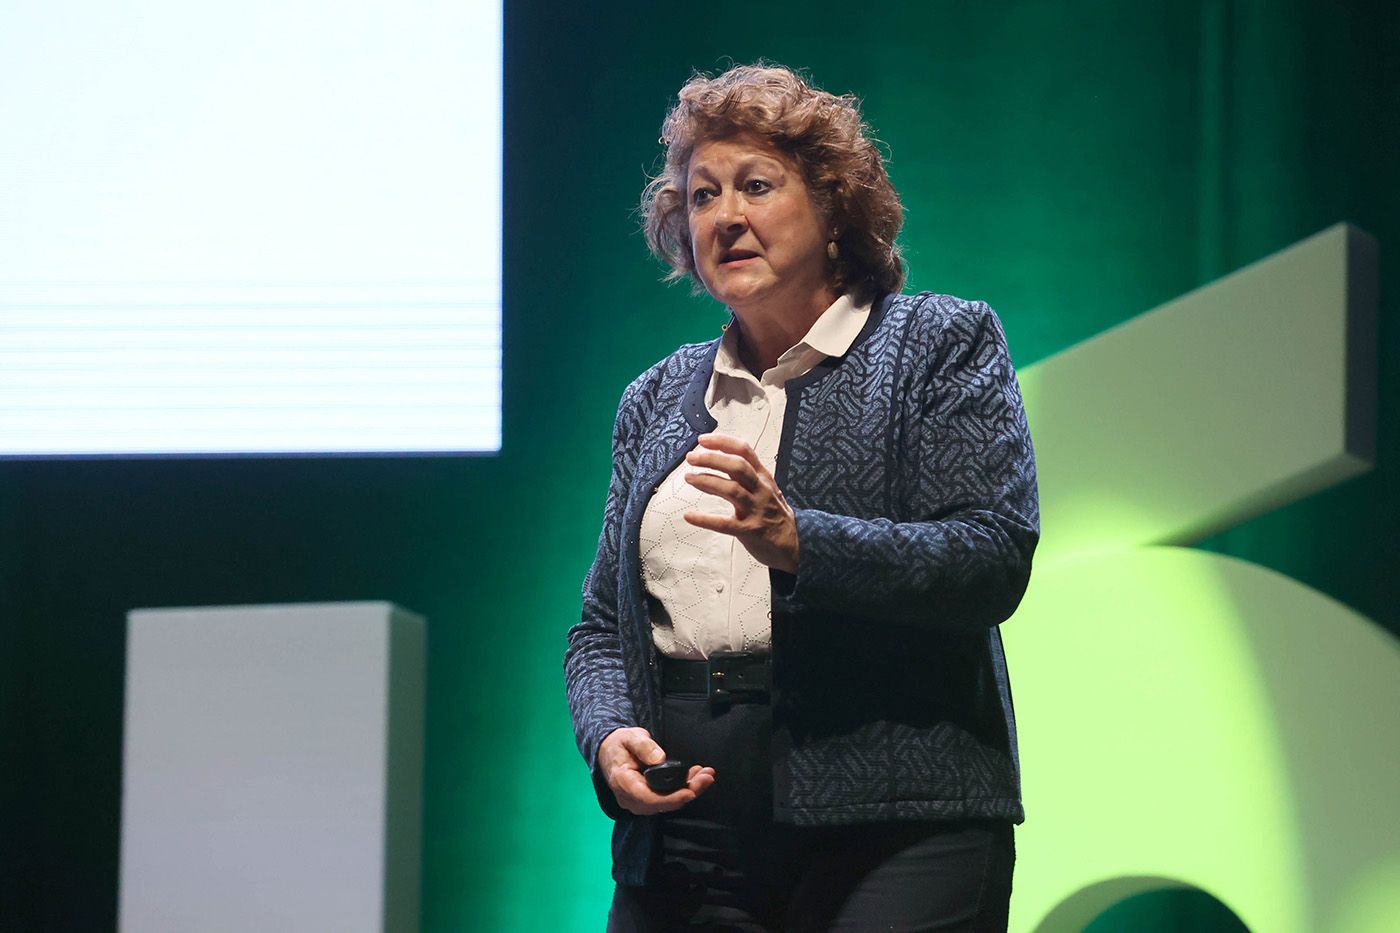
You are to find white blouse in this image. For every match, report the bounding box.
[641,292,872,659]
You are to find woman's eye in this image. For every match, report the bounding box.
[692,188,715,206]
[744,179,771,194]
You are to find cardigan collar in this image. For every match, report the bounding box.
[679,292,894,434]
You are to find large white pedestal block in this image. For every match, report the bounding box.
[119,602,425,933]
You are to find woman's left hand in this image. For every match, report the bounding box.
[683,432,799,573]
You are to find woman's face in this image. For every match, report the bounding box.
[686,134,833,317]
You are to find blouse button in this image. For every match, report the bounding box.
[714,581,725,593]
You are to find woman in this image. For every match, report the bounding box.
[565,63,1038,931]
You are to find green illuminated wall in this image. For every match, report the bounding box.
[1,0,1397,929]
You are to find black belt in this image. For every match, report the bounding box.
[661,651,772,703]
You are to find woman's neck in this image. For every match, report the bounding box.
[732,287,839,375]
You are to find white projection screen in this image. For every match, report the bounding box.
[0,0,501,456]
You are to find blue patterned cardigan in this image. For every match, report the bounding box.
[565,292,1039,884]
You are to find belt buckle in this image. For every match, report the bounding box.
[706,651,756,705]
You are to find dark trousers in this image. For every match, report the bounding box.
[607,693,1014,932]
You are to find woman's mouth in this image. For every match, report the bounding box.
[720,249,759,265]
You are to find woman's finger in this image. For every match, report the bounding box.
[698,432,766,474]
[684,471,752,512]
[617,779,696,815]
[686,765,717,797]
[641,767,714,813]
[618,770,714,815]
[615,730,666,767]
[600,727,665,773]
[685,449,759,490]
[683,510,740,535]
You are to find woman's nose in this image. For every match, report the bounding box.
[714,193,746,231]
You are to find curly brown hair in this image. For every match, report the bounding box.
[641,63,905,296]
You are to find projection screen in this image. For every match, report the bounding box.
[0,0,502,456]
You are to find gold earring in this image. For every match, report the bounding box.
[827,240,839,260]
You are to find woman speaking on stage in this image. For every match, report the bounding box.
[565,62,1039,931]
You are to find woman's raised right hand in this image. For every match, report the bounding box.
[598,727,716,815]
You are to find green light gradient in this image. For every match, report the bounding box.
[1006,546,1400,931]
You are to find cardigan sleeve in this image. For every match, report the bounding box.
[564,383,643,820]
[772,299,1039,631]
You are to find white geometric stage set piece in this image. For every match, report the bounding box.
[119,602,425,933]
[1007,225,1399,933]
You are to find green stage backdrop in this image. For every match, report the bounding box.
[1,0,1396,929]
